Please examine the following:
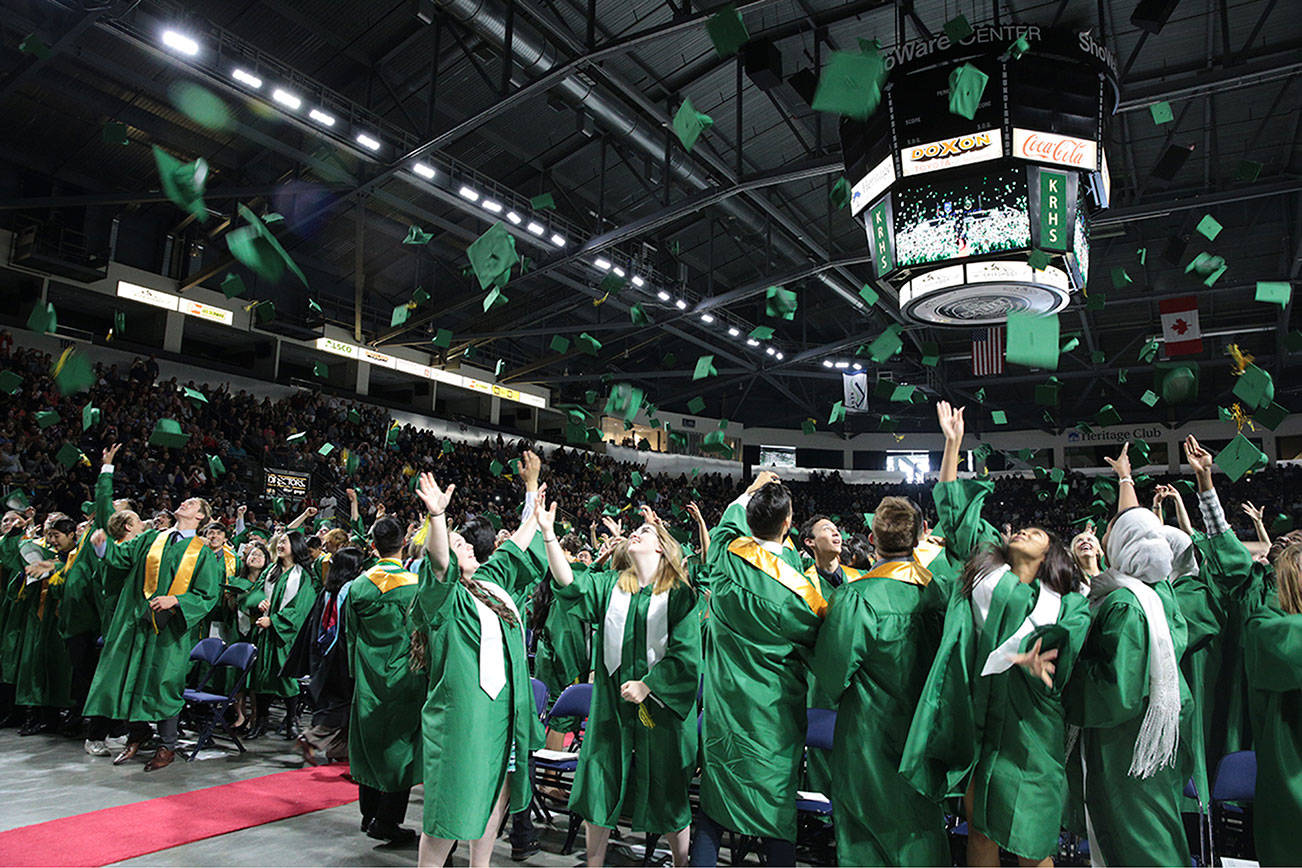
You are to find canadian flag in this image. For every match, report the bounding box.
[1160,296,1203,356]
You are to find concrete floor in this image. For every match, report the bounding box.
[0,724,664,867]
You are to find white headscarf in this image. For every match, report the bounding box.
[1089,507,1191,778]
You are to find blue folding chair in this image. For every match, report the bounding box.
[188,637,226,686]
[534,683,592,854]
[530,677,548,719]
[182,642,258,761]
[1210,751,1257,863]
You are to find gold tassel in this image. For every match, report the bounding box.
[637,704,656,728]
[1228,344,1254,375]
[1231,402,1255,433]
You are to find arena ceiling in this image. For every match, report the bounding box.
[0,0,1298,434]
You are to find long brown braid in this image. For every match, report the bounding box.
[459,573,520,628]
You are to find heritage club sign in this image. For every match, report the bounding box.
[1013,128,1098,170]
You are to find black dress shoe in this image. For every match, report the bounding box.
[510,837,541,861]
[18,717,57,736]
[366,820,417,845]
[360,816,372,833]
[245,720,268,740]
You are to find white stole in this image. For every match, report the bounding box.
[268,564,303,613]
[470,579,523,699]
[602,584,669,676]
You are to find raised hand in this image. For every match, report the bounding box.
[375,503,386,520]
[601,515,623,537]
[1184,435,1213,476]
[1011,638,1059,689]
[535,486,558,537]
[237,504,248,517]
[415,472,455,516]
[745,470,780,496]
[305,506,319,518]
[520,450,541,490]
[101,442,121,466]
[1104,442,1132,478]
[639,505,662,527]
[345,488,357,503]
[936,400,965,442]
[686,502,704,524]
[1242,501,1265,523]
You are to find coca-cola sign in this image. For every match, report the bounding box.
[1012,128,1098,170]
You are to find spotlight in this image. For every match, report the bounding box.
[355,132,381,151]
[309,108,336,127]
[612,267,626,277]
[232,69,262,89]
[701,314,715,324]
[594,258,612,271]
[526,221,545,236]
[746,339,760,347]
[765,346,777,356]
[728,327,740,337]
[482,200,503,213]
[550,234,567,247]
[834,361,849,369]
[823,360,834,368]
[161,30,200,56]
[631,276,645,287]
[675,299,687,310]
[657,290,671,301]
[505,211,522,224]
[458,185,480,202]
[272,88,302,110]
[412,162,436,180]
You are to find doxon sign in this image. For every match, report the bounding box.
[901,129,1001,176]
[1013,129,1098,170]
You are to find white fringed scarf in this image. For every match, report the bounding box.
[1090,508,1191,778]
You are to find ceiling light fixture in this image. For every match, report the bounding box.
[231,68,262,89]
[161,30,200,56]
[272,88,302,110]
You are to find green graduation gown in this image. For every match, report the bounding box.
[58,471,114,641]
[346,558,426,793]
[554,568,700,833]
[813,551,951,865]
[246,563,317,697]
[698,499,826,841]
[1241,580,1302,866]
[413,535,547,840]
[1066,580,1193,867]
[14,541,74,708]
[84,529,221,722]
[901,478,1092,860]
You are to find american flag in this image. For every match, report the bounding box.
[971,327,1004,376]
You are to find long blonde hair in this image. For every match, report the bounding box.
[616,523,688,594]
[1274,542,1302,615]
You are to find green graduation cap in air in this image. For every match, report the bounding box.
[149,418,190,448]
[672,98,713,152]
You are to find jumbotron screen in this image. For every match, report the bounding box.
[893,168,1030,268]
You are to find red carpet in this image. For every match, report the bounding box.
[0,764,359,867]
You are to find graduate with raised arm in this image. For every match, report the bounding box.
[411,469,547,868]
[542,500,700,867]
[344,516,427,845]
[900,401,1090,867]
[85,494,222,771]
[245,531,317,739]
[1065,442,1193,866]
[692,471,824,867]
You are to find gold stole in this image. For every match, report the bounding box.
[859,539,945,587]
[144,533,206,597]
[728,537,828,616]
[222,546,237,578]
[367,558,417,593]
